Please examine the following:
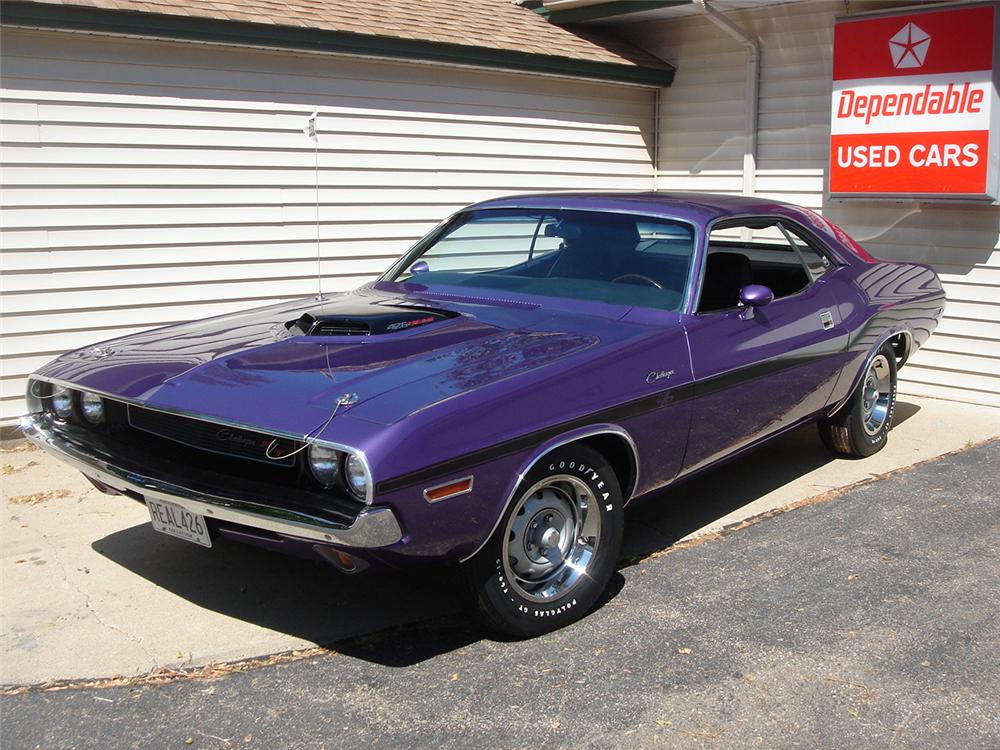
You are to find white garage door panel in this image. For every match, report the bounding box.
[2,298,294,336]
[1,166,654,189]
[10,99,645,135]
[6,125,649,163]
[3,258,390,293]
[3,146,654,175]
[2,204,450,230]
[0,29,655,424]
[7,108,650,149]
[2,220,436,252]
[3,238,413,274]
[5,273,378,314]
[0,186,521,207]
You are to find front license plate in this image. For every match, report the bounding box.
[146,498,212,548]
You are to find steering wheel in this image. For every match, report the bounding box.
[612,274,663,289]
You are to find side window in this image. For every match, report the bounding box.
[699,218,817,313]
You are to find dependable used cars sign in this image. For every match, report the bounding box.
[830,3,999,201]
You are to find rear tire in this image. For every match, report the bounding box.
[461,444,624,638]
[819,343,897,458]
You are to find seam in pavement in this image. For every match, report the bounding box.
[3,436,996,696]
[37,528,160,669]
[1,647,333,696]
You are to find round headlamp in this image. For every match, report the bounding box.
[308,444,340,487]
[80,391,105,424]
[344,453,370,502]
[50,387,74,420]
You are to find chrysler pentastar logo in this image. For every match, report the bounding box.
[889,22,930,69]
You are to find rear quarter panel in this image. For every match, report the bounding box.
[825,261,945,407]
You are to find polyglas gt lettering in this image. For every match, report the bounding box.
[837,83,985,125]
[836,143,980,168]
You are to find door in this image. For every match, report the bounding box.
[680,216,848,475]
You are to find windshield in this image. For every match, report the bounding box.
[385,208,696,311]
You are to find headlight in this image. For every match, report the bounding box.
[50,387,74,420]
[344,453,370,502]
[308,444,340,486]
[80,392,105,424]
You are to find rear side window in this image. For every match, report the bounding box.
[780,222,833,281]
[699,218,834,312]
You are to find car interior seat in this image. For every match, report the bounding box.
[546,216,640,282]
[698,251,753,312]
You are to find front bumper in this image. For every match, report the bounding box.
[20,412,403,548]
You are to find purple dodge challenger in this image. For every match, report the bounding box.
[23,193,944,636]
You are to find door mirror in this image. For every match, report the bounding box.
[409,261,430,275]
[739,284,774,308]
[738,284,773,319]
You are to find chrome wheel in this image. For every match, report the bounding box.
[501,475,601,603]
[862,353,893,436]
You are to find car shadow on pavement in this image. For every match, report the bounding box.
[621,402,920,561]
[91,404,919,666]
[91,522,473,645]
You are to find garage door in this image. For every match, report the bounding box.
[0,28,655,424]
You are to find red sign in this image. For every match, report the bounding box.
[830,4,999,199]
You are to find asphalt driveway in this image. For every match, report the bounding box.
[3,439,998,749]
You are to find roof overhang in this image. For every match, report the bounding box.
[525,0,807,25]
[0,1,676,87]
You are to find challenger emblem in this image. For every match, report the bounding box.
[646,370,675,384]
[215,428,258,449]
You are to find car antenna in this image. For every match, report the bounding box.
[300,109,340,406]
[304,110,321,302]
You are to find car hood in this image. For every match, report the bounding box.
[35,285,652,436]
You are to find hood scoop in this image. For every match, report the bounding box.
[286,303,458,337]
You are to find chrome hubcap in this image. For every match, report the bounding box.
[502,475,601,602]
[862,354,892,436]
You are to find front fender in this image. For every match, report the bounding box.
[457,423,638,563]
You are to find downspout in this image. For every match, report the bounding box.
[693,0,759,197]
[653,86,661,191]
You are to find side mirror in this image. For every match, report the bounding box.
[738,284,773,319]
[409,261,430,275]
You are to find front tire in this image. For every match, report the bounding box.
[819,343,898,458]
[462,444,624,638]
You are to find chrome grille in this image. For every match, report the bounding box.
[127,406,297,466]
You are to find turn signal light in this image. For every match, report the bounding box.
[423,476,474,503]
[334,551,357,572]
